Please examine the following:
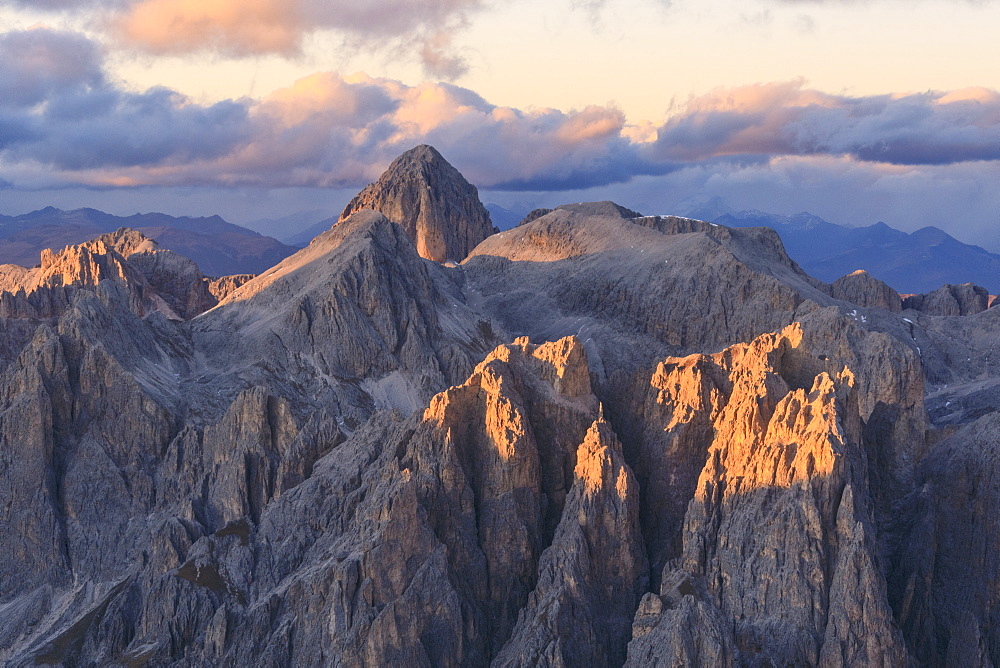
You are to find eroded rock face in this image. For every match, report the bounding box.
[420,335,603,651]
[207,273,255,302]
[494,418,647,667]
[627,324,906,666]
[0,229,176,320]
[339,145,494,263]
[194,210,502,418]
[626,571,736,667]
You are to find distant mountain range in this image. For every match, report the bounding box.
[683,200,1000,294]
[485,203,528,231]
[242,209,331,244]
[281,216,339,247]
[0,207,297,276]
[4,200,996,295]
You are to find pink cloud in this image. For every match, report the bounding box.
[116,0,302,56]
[106,0,484,76]
[3,30,1000,199]
[652,81,1000,165]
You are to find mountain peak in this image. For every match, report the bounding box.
[339,145,494,263]
[400,143,442,162]
[555,201,643,219]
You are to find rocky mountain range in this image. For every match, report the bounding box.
[0,145,998,666]
[0,208,297,277]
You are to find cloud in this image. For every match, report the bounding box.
[217,74,660,190]
[10,0,486,78]
[0,29,104,107]
[772,0,998,4]
[652,81,1000,166]
[114,0,486,76]
[0,33,654,190]
[3,29,1000,216]
[3,30,999,252]
[115,0,302,56]
[6,0,122,8]
[24,88,251,171]
[511,155,1000,251]
[0,29,252,174]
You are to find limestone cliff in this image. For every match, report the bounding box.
[0,228,220,321]
[207,273,255,302]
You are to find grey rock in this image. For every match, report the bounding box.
[625,572,736,667]
[495,419,648,667]
[890,411,1000,667]
[207,273,255,302]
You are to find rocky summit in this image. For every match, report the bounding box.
[339,145,495,263]
[1,147,999,667]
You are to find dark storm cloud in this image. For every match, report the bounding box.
[22,89,252,170]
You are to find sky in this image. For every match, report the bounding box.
[1,0,999,250]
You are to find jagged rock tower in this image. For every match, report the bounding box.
[339,145,494,262]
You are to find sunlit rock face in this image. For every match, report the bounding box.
[627,325,905,666]
[1,146,999,666]
[339,145,494,263]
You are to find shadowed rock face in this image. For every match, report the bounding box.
[1,164,1000,665]
[339,145,494,263]
[890,412,1000,667]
